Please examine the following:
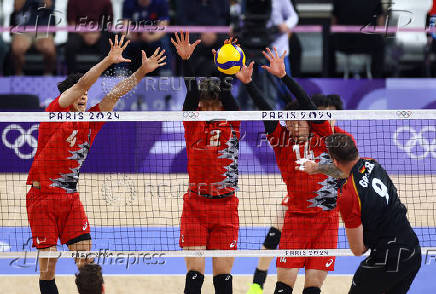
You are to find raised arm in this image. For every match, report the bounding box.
[58,35,131,108]
[171,31,201,111]
[99,48,167,112]
[262,47,317,111]
[236,61,278,134]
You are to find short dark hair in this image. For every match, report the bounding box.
[310,94,344,110]
[326,134,359,163]
[327,94,344,110]
[58,73,84,94]
[75,263,104,294]
[198,78,220,102]
[311,94,329,109]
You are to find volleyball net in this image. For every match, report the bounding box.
[0,110,435,258]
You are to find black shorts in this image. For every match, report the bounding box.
[349,244,421,294]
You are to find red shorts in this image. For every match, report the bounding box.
[276,210,339,271]
[26,187,90,249]
[179,192,239,250]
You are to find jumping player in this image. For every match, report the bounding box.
[236,48,347,294]
[171,32,240,294]
[244,92,348,293]
[26,35,166,294]
[326,133,421,294]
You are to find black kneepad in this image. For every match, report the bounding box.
[213,274,232,294]
[184,271,204,294]
[274,281,292,294]
[303,287,321,294]
[263,227,281,249]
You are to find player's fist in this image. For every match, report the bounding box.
[296,159,318,174]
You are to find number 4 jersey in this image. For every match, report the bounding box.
[338,158,418,249]
[27,96,104,194]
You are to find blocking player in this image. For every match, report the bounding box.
[26,35,166,294]
[244,93,348,293]
[236,48,348,294]
[75,263,104,294]
[171,31,240,294]
[326,133,421,294]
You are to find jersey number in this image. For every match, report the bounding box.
[372,178,389,205]
[292,142,314,160]
[209,130,221,147]
[66,130,78,147]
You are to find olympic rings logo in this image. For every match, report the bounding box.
[183,111,200,119]
[2,124,39,160]
[393,126,436,159]
[396,111,413,119]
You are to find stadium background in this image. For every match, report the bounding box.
[0,0,435,293]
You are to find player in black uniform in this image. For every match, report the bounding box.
[326,133,421,294]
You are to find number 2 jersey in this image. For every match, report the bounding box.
[27,96,104,194]
[183,120,240,197]
[338,158,419,249]
[268,120,353,214]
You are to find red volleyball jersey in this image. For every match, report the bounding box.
[27,96,104,193]
[268,121,342,213]
[183,120,240,196]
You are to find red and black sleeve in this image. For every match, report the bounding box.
[338,175,362,229]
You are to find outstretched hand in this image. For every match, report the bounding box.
[107,35,131,64]
[171,31,201,60]
[235,61,255,84]
[140,47,167,74]
[262,47,287,78]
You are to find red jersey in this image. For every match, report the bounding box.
[27,96,104,193]
[268,121,343,214]
[183,120,240,197]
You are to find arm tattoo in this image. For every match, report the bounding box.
[317,163,347,179]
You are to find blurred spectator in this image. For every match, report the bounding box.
[329,0,385,77]
[267,0,299,75]
[230,0,241,27]
[66,0,113,74]
[174,0,229,76]
[190,32,225,76]
[0,37,7,76]
[288,0,302,77]
[426,0,436,75]
[123,0,171,75]
[177,0,228,26]
[10,0,56,75]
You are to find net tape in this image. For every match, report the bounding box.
[0,110,434,122]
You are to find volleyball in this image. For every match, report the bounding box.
[214,44,246,75]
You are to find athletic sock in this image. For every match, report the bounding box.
[253,268,268,288]
[39,279,58,294]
